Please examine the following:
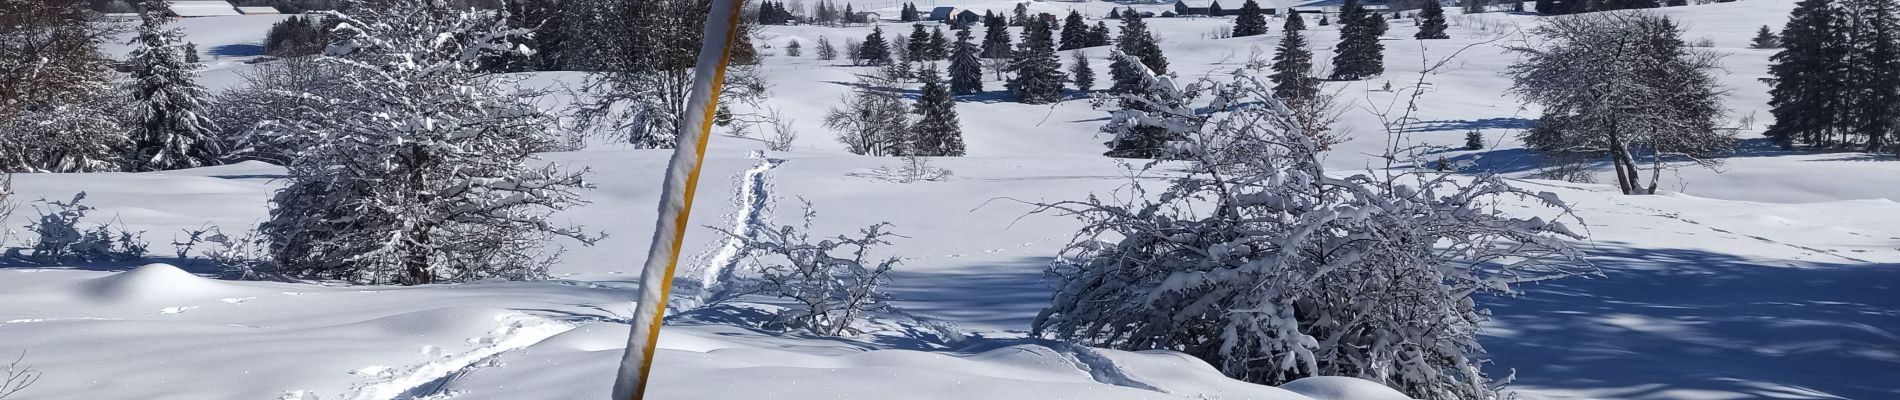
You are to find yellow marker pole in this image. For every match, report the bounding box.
[611,0,746,398]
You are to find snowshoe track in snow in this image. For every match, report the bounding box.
[345,312,574,400]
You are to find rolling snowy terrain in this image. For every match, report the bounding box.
[2,1,1898,399]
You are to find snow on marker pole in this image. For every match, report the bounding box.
[612,0,746,397]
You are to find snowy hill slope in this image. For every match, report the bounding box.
[1,1,1898,399]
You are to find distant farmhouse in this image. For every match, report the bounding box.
[1174,0,1225,16]
[928,6,981,25]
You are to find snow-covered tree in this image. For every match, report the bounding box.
[1101,50,1189,158]
[787,39,803,57]
[1071,50,1095,92]
[1508,11,1732,195]
[1008,18,1069,104]
[912,63,967,157]
[715,202,901,336]
[0,0,128,174]
[126,0,222,171]
[1331,0,1387,80]
[254,1,595,285]
[1417,0,1451,39]
[1037,60,1590,400]
[1233,0,1269,37]
[1117,10,1170,75]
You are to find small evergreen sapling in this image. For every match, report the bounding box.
[1751,25,1780,49]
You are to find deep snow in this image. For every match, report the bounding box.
[2,1,1898,399]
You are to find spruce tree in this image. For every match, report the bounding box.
[1102,50,1173,158]
[1008,19,1068,104]
[1751,25,1780,49]
[1087,21,1113,47]
[901,3,917,22]
[1271,23,1318,102]
[950,27,984,94]
[1060,10,1089,50]
[1417,0,1450,39]
[1284,9,1306,31]
[1070,50,1095,91]
[1536,0,1557,14]
[861,25,893,65]
[1319,14,1329,26]
[909,23,932,62]
[1117,10,1169,75]
[1012,3,1031,26]
[1766,0,1843,148]
[912,62,967,156]
[127,0,221,171]
[928,26,949,60]
[1233,0,1269,37]
[1851,0,1899,151]
[1330,0,1385,80]
[983,15,1013,58]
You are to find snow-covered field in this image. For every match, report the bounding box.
[3,1,1898,399]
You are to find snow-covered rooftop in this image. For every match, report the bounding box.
[235,6,280,15]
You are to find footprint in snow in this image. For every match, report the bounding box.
[160,306,197,314]
[220,297,255,304]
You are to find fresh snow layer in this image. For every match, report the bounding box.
[3,1,1899,399]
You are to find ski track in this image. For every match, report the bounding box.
[1051,342,1166,394]
[345,312,575,400]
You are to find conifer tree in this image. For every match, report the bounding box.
[928,26,949,60]
[1008,19,1068,104]
[1537,0,1557,14]
[1271,23,1318,102]
[1417,0,1450,39]
[1751,25,1780,49]
[1766,0,1844,148]
[1233,0,1269,37]
[1012,3,1031,26]
[1117,10,1169,75]
[1070,50,1095,91]
[1087,21,1113,47]
[1330,0,1385,80]
[1101,50,1175,158]
[127,0,221,171]
[1060,10,1089,50]
[950,28,984,95]
[1849,0,1899,151]
[983,14,1013,58]
[909,23,932,62]
[1318,14,1329,26]
[787,39,803,57]
[861,25,893,65]
[901,2,918,22]
[1284,9,1306,31]
[911,62,967,156]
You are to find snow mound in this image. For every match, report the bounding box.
[80,263,242,304]
[1279,376,1416,400]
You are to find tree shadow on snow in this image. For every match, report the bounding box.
[1480,243,1900,399]
[208,44,265,58]
[1402,117,1535,134]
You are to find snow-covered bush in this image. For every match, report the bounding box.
[253,2,595,285]
[716,202,902,336]
[174,225,276,280]
[866,156,953,183]
[1032,62,1591,400]
[17,193,147,265]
